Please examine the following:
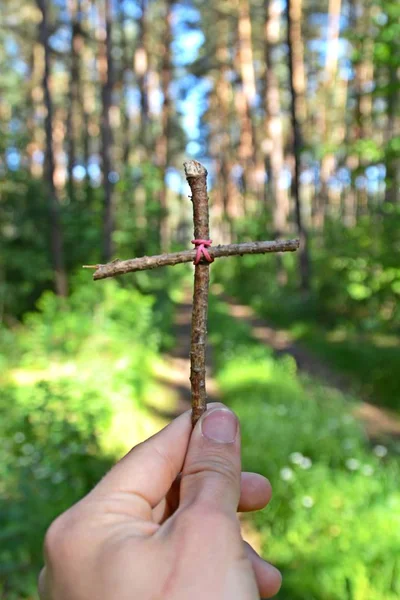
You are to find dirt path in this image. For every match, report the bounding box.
[158,288,400,439]
[218,289,400,440]
[154,295,219,419]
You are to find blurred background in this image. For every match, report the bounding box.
[0,0,399,598]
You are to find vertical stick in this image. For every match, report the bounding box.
[184,160,210,426]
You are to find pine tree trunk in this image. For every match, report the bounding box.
[119,0,132,166]
[26,47,35,170]
[343,0,359,225]
[384,63,399,204]
[213,14,238,237]
[99,0,115,262]
[27,45,41,175]
[286,0,311,291]
[352,0,373,217]
[264,0,288,235]
[315,0,342,227]
[36,0,68,297]
[155,0,174,251]
[135,0,150,152]
[236,0,258,196]
[66,0,83,200]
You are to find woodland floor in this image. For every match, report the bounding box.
[158,285,400,438]
[153,284,400,559]
[152,286,400,552]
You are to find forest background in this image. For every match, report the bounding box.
[0,0,399,598]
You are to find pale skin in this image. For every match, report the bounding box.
[39,403,282,599]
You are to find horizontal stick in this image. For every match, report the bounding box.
[84,238,300,280]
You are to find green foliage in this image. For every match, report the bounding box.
[0,274,180,597]
[209,298,400,600]
[19,276,157,363]
[0,380,114,598]
[214,209,400,410]
[350,139,383,163]
[0,160,178,320]
[0,172,53,318]
[314,210,400,330]
[115,162,171,258]
[0,169,105,318]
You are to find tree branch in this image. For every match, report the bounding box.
[183,160,210,426]
[84,239,300,280]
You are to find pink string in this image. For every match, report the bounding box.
[191,239,214,265]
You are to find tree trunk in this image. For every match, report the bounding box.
[348,0,374,217]
[211,12,238,238]
[354,15,374,143]
[235,0,258,197]
[99,0,115,262]
[264,0,288,235]
[27,44,42,176]
[237,0,256,106]
[135,0,150,153]
[264,0,288,285]
[384,62,399,204]
[286,0,311,291]
[36,0,68,296]
[155,0,174,251]
[65,0,82,200]
[315,0,342,228]
[118,0,132,166]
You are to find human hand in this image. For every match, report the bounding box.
[39,403,281,599]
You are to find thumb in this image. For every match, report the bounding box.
[179,403,241,517]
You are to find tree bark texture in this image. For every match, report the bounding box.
[315,0,342,227]
[86,239,300,280]
[384,62,399,204]
[156,0,174,251]
[184,160,211,426]
[66,0,83,199]
[211,13,239,234]
[99,0,115,262]
[118,0,132,165]
[135,0,150,149]
[264,0,288,234]
[235,0,258,194]
[37,0,68,297]
[286,0,311,291]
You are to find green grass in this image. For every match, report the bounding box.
[208,296,400,600]
[0,274,183,598]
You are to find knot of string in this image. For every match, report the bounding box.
[191,239,214,265]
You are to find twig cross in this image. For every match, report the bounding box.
[84,160,299,426]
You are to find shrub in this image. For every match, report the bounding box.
[0,381,113,598]
[209,298,400,600]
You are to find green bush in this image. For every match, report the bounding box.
[216,206,400,333]
[18,276,156,362]
[209,298,400,600]
[0,381,114,598]
[213,208,400,410]
[0,274,181,598]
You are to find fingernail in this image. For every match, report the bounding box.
[201,408,238,443]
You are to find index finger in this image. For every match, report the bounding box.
[91,409,192,513]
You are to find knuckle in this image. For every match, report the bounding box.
[44,515,68,558]
[44,509,80,562]
[183,454,239,488]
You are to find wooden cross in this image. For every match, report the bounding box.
[84,160,299,426]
